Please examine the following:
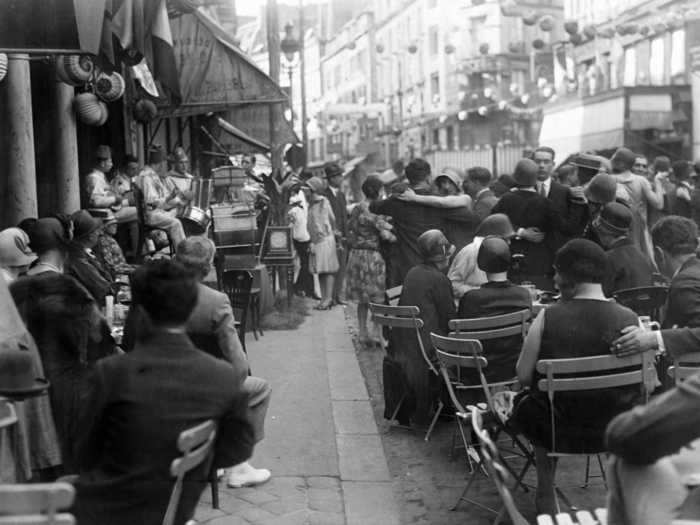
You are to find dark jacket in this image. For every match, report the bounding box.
[473,189,499,221]
[371,190,478,286]
[65,250,113,306]
[323,186,348,238]
[72,331,254,525]
[458,281,531,382]
[665,256,700,329]
[546,180,588,253]
[602,237,655,297]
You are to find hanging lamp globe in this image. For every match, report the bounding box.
[280,22,300,62]
[582,25,597,39]
[532,38,545,50]
[539,15,554,32]
[564,20,579,35]
[479,42,489,55]
[522,12,538,26]
[444,43,456,54]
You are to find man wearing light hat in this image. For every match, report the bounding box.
[593,202,654,296]
[139,145,187,248]
[85,145,139,226]
[168,146,195,195]
[0,228,36,283]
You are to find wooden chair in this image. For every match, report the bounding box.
[536,350,657,511]
[163,420,218,525]
[0,482,76,525]
[472,409,529,525]
[668,352,700,385]
[613,286,668,323]
[432,334,533,513]
[221,270,254,353]
[369,303,439,435]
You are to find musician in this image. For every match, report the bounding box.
[168,147,195,196]
[85,145,139,226]
[139,146,187,248]
[86,145,139,257]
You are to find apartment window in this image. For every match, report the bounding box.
[623,47,636,87]
[671,29,686,77]
[432,128,439,147]
[429,26,439,56]
[649,37,665,85]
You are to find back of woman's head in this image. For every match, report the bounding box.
[361,175,383,200]
[554,239,607,284]
[131,259,198,326]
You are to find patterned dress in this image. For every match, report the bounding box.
[95,233,135,279]
[345,201,386,304]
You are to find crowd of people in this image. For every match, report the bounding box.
[299,145,700,521]
[4,139,700,522]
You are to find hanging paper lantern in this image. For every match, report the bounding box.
[0,53,7,82]
[539,15,554,32]
[55,54,94,86]
[532,38,545,50]
[624,23,639,35]
[564,20,579,35]
[133,99,158,123]
[497,100,508,111]
[582,25,597,39]
[407,42,418,54]
[652,22,667,33]
[477,105,488,117]
[444,43,456,54]
[599,27,615,38]
[522,12,538,26]
[479,42,489,55]
[508,41,521,54]
[639,25,650,36]
[484,87,494,99]
[376,43,384,54]
[457,110,468,121]
[570,33,584,45]
[543,85,553,98]
[520,94,530,105]
[616,25,627,36]
[95,71,125,102]
[74,93,104,126]
[347,41,356,50]
[96,101,109,126]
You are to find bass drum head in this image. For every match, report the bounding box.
[180,206,211,235]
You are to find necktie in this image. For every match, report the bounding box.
[539,182,547,197]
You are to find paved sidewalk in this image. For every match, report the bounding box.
[194,305,400,525]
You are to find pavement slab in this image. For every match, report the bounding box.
[194,303,400,524]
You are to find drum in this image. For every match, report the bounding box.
[179,205,211,233]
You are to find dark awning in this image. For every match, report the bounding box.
[159,9,288,117]
[215,116,270,152]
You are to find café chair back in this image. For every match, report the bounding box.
[369,303,438,433]
[612,286,668,323]
[667,352,700,385]
[0,482,76,525]
[385,285,403,307]
[163,420,218,525]
[431,334,533,514]
[221,270,254,352]
[449,309,531,342]
[535,349,657,511]
[537,508,608,525]
[472,409,529,525]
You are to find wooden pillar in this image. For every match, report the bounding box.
[267,0,283,183]
[53,80,80,214]
[6,54,37,224]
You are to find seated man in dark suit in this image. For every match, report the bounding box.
[72,260,255,525]
[594,202,654,297]
[175,236,272,488]
[651,216,700,328]
[458,236,531,382]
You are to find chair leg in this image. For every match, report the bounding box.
[385,392,408,433]
[424,400,443,442]
[450,468,481,511]
[209,468,219,509]
[596,453,608,489]
[582,455,592,488]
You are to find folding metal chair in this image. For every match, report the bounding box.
[369,303,441,437]
[163,420,218,525]
[668,352,700,385]
[612,286,668,323]
[472,409,529,525]
[537,508,608,525]
[431,334,534,513]
[536,350,657,512]
[0,482,76,525]
[385,285,403,307]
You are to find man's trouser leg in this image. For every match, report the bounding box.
[243,376,271,443]
[147,209,186,248]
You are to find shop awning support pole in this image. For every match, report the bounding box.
[693,72,700,159]
[6,54,37,224]
[53,80,80,214]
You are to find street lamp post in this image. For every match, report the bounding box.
[280,9,309,167]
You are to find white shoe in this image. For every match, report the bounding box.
[226,461,271,488]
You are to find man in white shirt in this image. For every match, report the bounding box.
[288,188,316,297]
[448,214,515,299]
